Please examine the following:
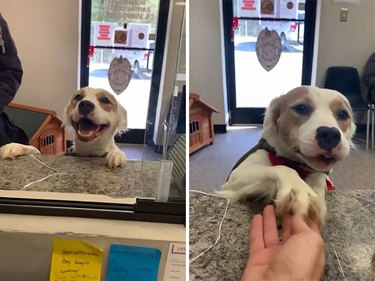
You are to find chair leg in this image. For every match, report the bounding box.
[366,108,370,150]
[372,105,375,150]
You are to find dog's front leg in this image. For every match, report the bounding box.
[106,146,126,168]
[0,143,40,159]
[222,164,326,225]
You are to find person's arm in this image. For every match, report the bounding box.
[0,13,23,113]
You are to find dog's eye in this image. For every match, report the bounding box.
[100,97,111,104]
[74,94,83,101]
[337,110,349,120]
[292,104,310,116]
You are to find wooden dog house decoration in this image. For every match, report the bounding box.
[189,93,219,154]
[5,103,66,155]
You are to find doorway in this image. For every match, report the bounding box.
[80,0,169,144]
[223,0,317,124]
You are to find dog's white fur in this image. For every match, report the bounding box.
[0,142,40,159]
[221,86,355,225]
[63,87,127,168]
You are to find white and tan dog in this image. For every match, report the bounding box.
[63,87,127,168]
[221,86,355,225]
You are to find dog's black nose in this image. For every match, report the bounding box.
[316,126,341,151]
[78,100,95,115]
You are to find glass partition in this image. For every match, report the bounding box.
[0,0,185,220]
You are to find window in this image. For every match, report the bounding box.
[0,0,185,224]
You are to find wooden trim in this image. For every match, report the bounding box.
[189,93,219,113]
[8,102,57,117]
[29,115,53,145]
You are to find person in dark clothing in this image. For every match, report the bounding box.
[0,12,39,158]
[0,12,23,113]
[362,52,375,103]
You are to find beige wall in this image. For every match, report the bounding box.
[190,0,227,125]
[315,0,375,87]
[0,0,80,119]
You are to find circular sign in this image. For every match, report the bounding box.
[108,56,132,95]
[256,28,282,72]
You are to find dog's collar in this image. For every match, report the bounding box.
[228,138,335,190]
[267,150,336,190]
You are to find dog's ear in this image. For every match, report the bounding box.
[116,102,127,135]
[264,96,282,128]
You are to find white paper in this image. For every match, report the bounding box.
[162,243,186,281]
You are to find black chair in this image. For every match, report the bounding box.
[324,66,368,111]
[324,66,373,149]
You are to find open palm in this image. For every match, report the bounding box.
[241,205,325,281]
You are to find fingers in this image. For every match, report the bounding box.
[249,214,265,256]
[282,214,293,242]
[262,205,279,247]
[306,219,321,233]
[291,214,315,234]
[282,213,321,242]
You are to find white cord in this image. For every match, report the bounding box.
[20,155,61,190]
[29,154,59,173]
[189,190,230,263]
[328,231,347,280]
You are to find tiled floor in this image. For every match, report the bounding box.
[189,126,375,193]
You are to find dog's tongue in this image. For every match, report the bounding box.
[78,119,98,140]
[78,119,97,137]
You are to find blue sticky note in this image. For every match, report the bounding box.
[107,244,161,281]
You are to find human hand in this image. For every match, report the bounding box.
[241,205,325,281]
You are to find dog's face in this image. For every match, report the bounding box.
[64,87,127,142]
[263,86,355,172]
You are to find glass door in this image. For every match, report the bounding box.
[224,0,317,124]
[81,0,167,143]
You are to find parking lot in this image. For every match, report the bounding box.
[234,36,304,108]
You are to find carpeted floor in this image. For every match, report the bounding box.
[189,126,375,193]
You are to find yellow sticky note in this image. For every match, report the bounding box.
[49,238,103,281]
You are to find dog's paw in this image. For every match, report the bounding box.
[275,176,327,226]
[0,143,40,159]
[106,150,126,168]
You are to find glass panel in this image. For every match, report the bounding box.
[0,0,186,206]
[141,1,186,201]
[234,0,305,108]
[88,0,159,129]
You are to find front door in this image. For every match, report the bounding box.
[223,0,317,124]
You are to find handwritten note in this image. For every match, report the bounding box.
[107,244,161,281]
[49,238,103,281]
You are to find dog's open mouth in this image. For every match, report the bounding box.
[300,152,338,170]
[72,118,108,142]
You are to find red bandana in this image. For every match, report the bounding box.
[268,152,336,190]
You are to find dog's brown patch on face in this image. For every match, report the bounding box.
[329,97,352,133]
[66,89,86,116]
[96,91,117,112]
[270,87,315,147]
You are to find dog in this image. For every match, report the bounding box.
[63,87,127,168]
[220,86,355,226]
